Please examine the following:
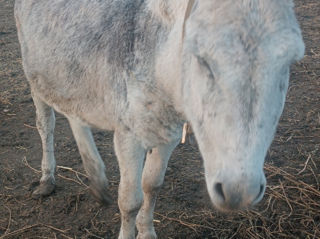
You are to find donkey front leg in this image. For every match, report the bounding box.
[32,96,56,198]
[136,139,180,239]
[114,130,146,239]
[68,119,111,205]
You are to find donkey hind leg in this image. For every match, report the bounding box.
[32,96,56,198]
[68,118,112,205]
[114,130,147,239]
[136,139,180,239]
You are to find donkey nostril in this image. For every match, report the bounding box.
[214,183,225,201]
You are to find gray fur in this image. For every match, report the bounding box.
[15,0,304,238]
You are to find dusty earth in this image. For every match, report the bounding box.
[0,0,319,238]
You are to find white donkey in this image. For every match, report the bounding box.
[15,0,304,238]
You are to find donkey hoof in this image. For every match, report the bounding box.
[90,185,112,206]
[32,181,55,198]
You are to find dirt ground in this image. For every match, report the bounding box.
[0,0,319,238]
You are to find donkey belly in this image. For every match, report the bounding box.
[27,69,116,131]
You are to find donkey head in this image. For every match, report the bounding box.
[182,0,304,211]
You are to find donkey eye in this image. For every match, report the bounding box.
[196,56,215,80]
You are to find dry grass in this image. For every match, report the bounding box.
[2,156,319,238]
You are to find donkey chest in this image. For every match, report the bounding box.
[123,94,184,148]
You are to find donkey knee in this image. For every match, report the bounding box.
[119,193,143,213]
[142,176,164,194]
[35,104,55,136]
[119,185,143,216]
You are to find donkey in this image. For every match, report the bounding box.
[15,0,304,238]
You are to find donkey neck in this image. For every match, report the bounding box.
[153,1,195,117]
